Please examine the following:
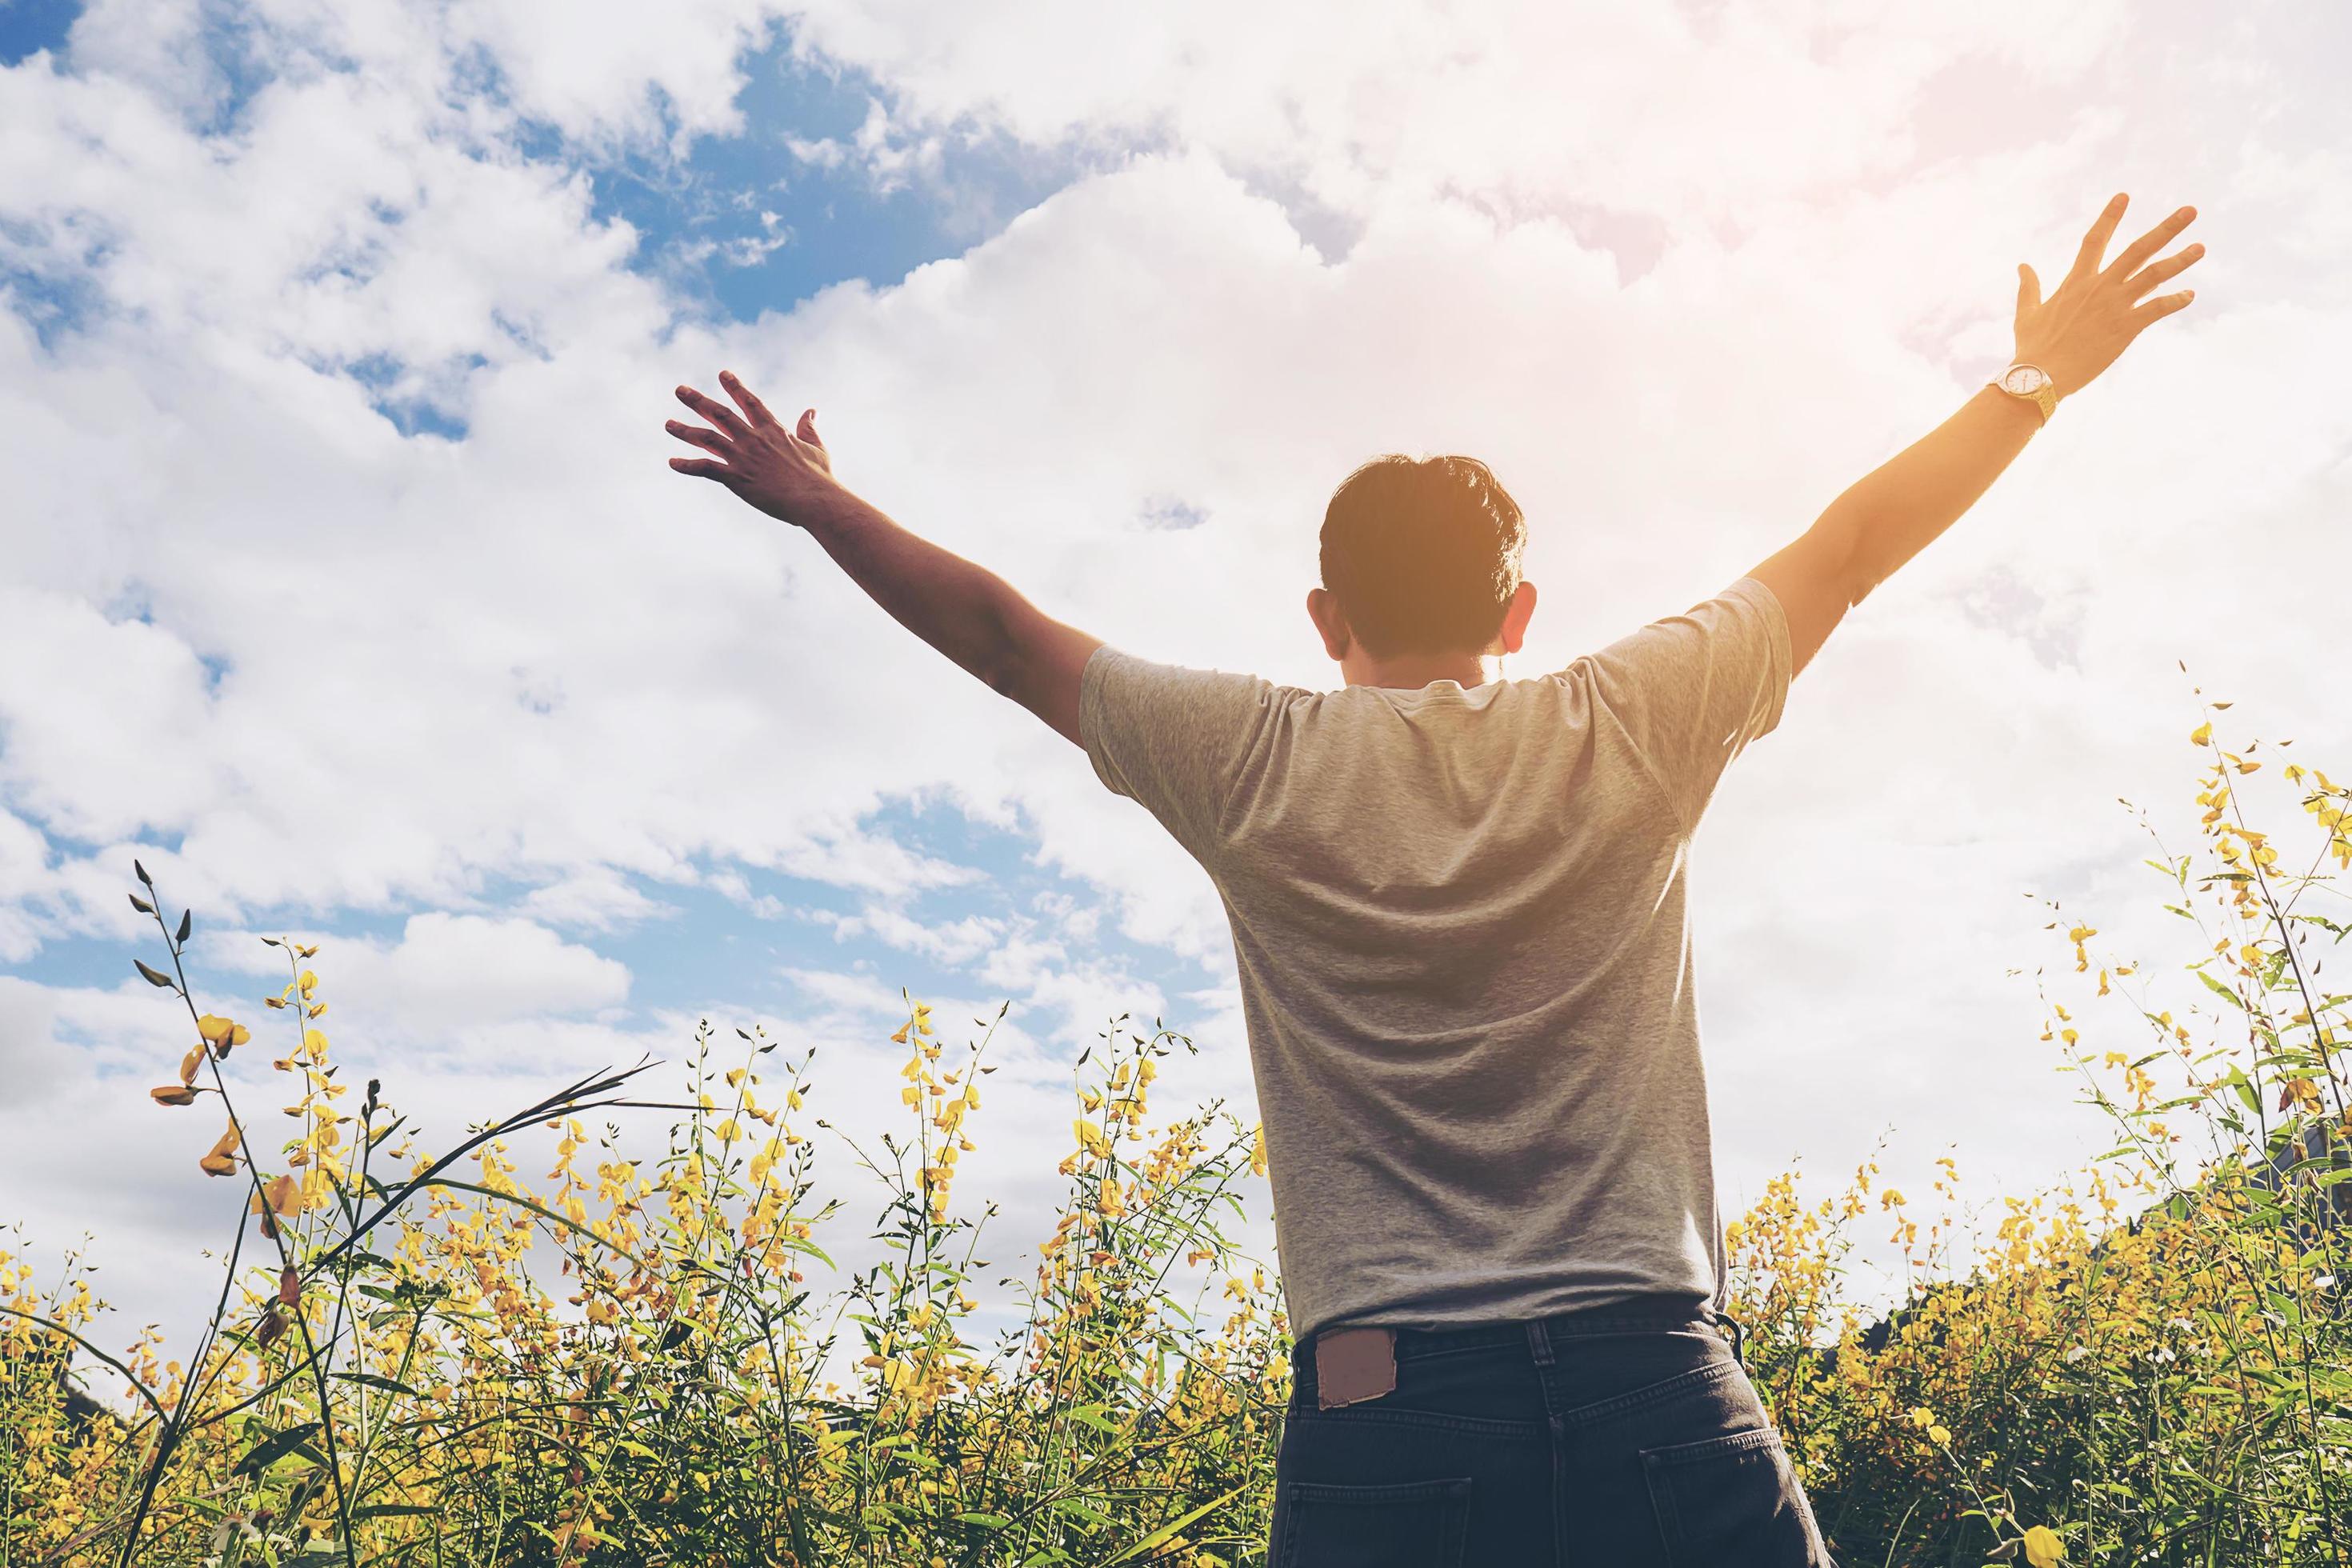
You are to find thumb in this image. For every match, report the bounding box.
[2015,262,2042,314]
[797,408,823,449]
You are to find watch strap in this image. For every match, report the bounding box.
[1990,364,2057,426]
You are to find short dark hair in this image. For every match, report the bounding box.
[1318,454,1527,658]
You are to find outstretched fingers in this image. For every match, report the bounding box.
[2107,206,2198,281]
[718,370,778,429]
[670,456,738,482]
[665,418,732,456]
[2123,240,2205,300]
[2067,193,2130,283]
[675,384,752,441]
[2130,290,2197,330]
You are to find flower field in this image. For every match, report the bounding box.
[5,714,2348,1566]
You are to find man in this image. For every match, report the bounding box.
[666,193,2201,1565]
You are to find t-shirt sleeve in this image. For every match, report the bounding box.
[1079,646,1282,858]
[1575,575,1791,834]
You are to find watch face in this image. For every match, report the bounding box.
[2002,365,2050,395]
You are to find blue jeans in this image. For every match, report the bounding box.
[1271,1301,1834,1566]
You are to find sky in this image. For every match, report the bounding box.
[3,0,2350,1357]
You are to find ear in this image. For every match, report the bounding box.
[1496,580,1538,654]
[1306,586,1351,662]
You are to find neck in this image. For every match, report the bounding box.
[1339,647,1503,690]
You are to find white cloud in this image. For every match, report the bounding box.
[780,0,2133,222]
[202,911,631,1030]
[443,0,789,149]
[518,868,678,931]
[820,903,1005,964]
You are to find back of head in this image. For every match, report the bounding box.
[1318,455,1527,658]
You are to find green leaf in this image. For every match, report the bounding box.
[134,959,176,988]
[2195,969,2244,1008]
[351,1502,435,1519]
[234,1419,323,1477]
[954,1511,1012,1528]
[175,908,192,943]
[1052,1496,1117,1528]
[1100,1483,1250,1565]
[333,1371,419,1398]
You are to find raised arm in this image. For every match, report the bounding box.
[1748,193,2203,677]
[666,372,1101,746]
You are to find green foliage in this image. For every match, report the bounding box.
[4,710,2348,1566]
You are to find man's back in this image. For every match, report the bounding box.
[670,190,2196,1561]
[1081,576,1791,1340]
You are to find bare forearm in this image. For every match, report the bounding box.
[1811,382,2042,602]
[1746,194,2201,676]
[664,376,1102,744]
[799,487,1030,692]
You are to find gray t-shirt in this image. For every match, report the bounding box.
[1079,576,1792,1341]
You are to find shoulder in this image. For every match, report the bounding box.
[1080,646,1314,744]
[1082,646,1301,705]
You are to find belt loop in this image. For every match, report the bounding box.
[1718,1310,1746,1368]
[1525,1316,1555,1368]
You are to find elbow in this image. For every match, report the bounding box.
[975,605,1026,702]
[980,653,1025,703]
[1813,512,1882,610]
[1841,556,1886,610]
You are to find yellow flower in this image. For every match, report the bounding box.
[1907,1406,1935,1429]
[2023,1524,2065,1566]
[198,1118,242,1177]
[194,1014,250,1058]
[1929,1423,1951,1445]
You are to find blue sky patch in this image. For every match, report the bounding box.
[0,0,74,67]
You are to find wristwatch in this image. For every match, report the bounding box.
[1990,362,2058,426]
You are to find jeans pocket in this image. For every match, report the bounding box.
[1272,1476,1474,1568]
[1641,1428,1830,1567]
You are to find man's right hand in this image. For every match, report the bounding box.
[2013,194,2203,400]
